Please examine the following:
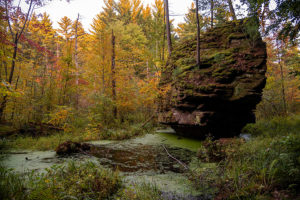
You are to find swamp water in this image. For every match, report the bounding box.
[2,132,213,199]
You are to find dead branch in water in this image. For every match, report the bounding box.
[162,144,189,170]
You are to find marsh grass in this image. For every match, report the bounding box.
[242,114,300,137]
[193,115,300,199]
[4,123,153,151]
[0,161,167,200]
[0,161,122,200]
[117,182,162,200]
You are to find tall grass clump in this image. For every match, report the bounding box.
[117,182,162,200]
[0,166,27,200]
[242,115,300,137]
[194,115,300,199]
[219,133,300,199]
[0,161,122,200]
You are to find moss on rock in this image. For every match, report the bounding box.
[158,19,267,138]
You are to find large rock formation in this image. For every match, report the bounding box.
[158,20,267,138]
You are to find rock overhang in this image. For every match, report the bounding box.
[158,19,267,139]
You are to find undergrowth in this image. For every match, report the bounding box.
[116,182,162,200]
[2,123,153,151]
[0,161,164,200]
[193,115,300,199]
[0,161,122,200]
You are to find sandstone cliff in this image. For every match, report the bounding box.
[158,20,267,138]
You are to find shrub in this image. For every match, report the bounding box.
[197,136,245,162]
[242,115,300,137]
[0,161,122,200]
[0,166,27,200]
[218,133,300,198]
[194,116,300,199]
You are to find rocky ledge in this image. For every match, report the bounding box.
[158,20,267,138]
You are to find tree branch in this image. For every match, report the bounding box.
[162,144,189,170]
[17,0,34,41]
[4,0,14,39]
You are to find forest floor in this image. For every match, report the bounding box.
[0,122,153,151]
[0,115,300,199]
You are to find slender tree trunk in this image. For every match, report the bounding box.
[41,45,48,96]
[0,34,18,120]
[260,1,269,34]
[63,63,70,105]
[9,34,18,84]
[162,8,166,61]
[0,96,7,121]
[4,50,8,80]
[277,40,287,115]
[111,30,117,118]
[0,46,5,80]
[210,0,214,28]
[1,0,34,121]
[74,14,80,109]
[48,57,53,112]
[164,0,172,57]
[101,36,105,94]
[279,61,287,114]
[195,0,200,67]
[227,0,236,20]
[10,74,20,120]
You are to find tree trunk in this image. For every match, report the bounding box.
[111,30,117,118]
[227,0,237,20]
[74,14,80,109]
[10,74,20,120]
[41,44,48,96]
[9,34,18,84]
[0,96,7,121]
[164,0,172,57]
[0,33,18,120]
[1,0,34,121]
[277,40,287,115]
[279,61,287,115]
[210,0,214,28]
[195,0,200,67]
[162,8,166,61]
[101,36,105,94]
[260,1,269,34]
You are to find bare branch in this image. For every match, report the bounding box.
[162,144,189,170]
[17,0,34,41]
[4,0,14,39]
[25,2,36,32]
[17,0,22,11]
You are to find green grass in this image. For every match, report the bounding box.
[242,114,300,137]
[0,125,15,133]
[0,125,16,139]
[220,133,300,199]
[0,161,122,200]
[2,123,152,151]
[193,115,300,199]
[0,161,165,200]
[3,115,300,199]
[116,182,162,200]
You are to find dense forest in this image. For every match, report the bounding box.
[0,0,299,199]
[0,0,299,132]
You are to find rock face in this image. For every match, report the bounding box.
[158,20,267,138]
